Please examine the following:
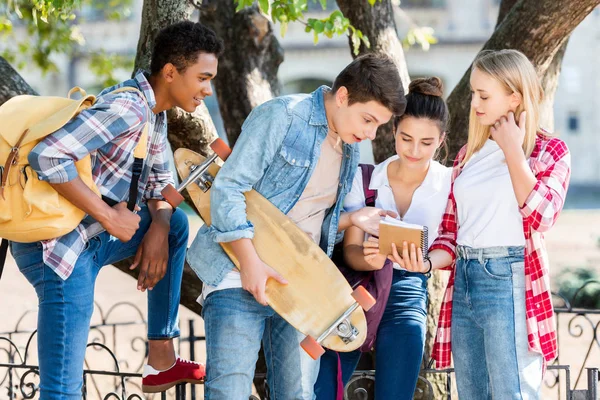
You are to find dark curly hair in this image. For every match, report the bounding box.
[150,21,224,75]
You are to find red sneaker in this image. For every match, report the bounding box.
[142,357,206,393]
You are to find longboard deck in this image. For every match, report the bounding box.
[175,148,367,352]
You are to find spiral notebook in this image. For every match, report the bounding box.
[378,216,429,257]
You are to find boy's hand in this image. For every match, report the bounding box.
[102,202,141,242]
[240,257,288,306]
[130,222,170,292]
[362,236,388,271]
[351,207,398,236]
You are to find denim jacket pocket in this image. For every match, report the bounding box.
[481,258,512,280]
[267,145,311,188]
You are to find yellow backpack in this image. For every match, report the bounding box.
[0,86,149,245]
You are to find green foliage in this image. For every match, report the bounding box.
[234,0,373,55]
[89,50,134,87]
[0,0,133,85]
[403,26,437,50]
[235,0,436,55]
[555,267,600,309]
[2,0,437,82]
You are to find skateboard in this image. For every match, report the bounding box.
[162,139,375,359]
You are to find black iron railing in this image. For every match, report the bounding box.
[1,282,599,399]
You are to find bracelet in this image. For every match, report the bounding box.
[424,258,432,275]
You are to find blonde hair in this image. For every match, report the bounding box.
[461,49,544,166]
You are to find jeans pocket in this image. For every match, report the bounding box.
[481,258,512,280]
[18,262,46,302]
[510,261,526,289]
[9,241,43,258]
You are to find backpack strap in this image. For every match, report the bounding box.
[0,239,7,281]
[0,129,29,200]
[99,86,150,211]
[359,163,378,207]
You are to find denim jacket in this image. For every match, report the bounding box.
[187,86,360,286]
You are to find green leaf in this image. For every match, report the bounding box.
[313,31,319,45]
[351,29,360,55]
[258,0,269,14]
[313,20,324,33]
[368,0,377,5]
[361,34,370,49]
[319,0,327,9]
[280,21,288,37]
[235,0,245,12]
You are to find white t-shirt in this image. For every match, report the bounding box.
[343,156,452,270]
[454,139,526,248]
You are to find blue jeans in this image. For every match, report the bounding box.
[9,206,189,400]
[452,245,543,400]
[202,288,320,400]
[315,269,428,400]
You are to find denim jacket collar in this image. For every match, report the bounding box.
[309,86,330,127]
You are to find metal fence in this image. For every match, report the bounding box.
[1,282,599,399]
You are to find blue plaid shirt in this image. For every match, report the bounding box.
[28,71,174,280]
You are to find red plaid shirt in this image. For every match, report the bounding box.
[430,133,571,369]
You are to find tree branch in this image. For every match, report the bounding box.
[201,0,283,146]
[0,56,37,106]
[446,0,599,162]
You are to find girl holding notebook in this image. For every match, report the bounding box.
[414,50,571,399]
[314,77,452,400]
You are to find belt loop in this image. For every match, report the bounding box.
[477,249,484,264]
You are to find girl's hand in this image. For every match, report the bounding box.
[388,241,429,273]
[362,236,388,271]
[490,111,526,156]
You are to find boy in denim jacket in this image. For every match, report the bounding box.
[187,53,406,399]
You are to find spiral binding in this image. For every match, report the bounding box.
[422,226,429,258]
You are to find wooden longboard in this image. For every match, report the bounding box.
[174,148,367,353]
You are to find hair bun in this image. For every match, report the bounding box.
[408,77,443,97]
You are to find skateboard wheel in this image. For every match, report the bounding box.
[300,335,325,360]
[352,286,376,312]
[162,184,185,208]
[210,138,232,161]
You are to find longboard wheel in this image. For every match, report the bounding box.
[162,184,185,208]
[352,286,376,312]
[300,335,325,360]
[210,138,232,161]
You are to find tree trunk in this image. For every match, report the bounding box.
[111,0,221,315]
[0,56,37,106]
[496,0,567,132]
[495,0,518,28]
[336,0,410,163]
[200,0,284,147]
[446,0,599,162]
[133,0,195,75]
[538,40,569,132]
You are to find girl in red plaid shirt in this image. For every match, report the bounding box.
[396,49,571,399]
